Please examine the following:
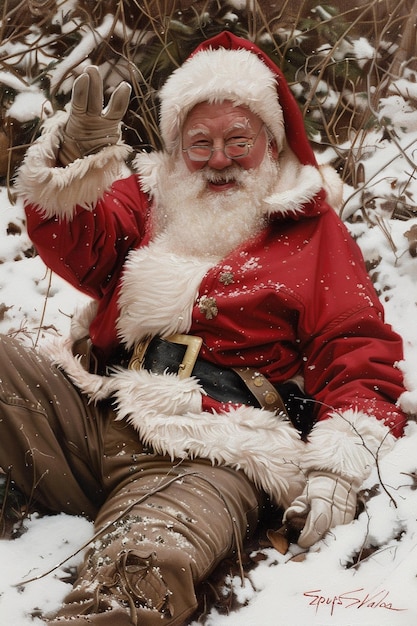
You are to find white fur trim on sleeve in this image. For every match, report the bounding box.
[300,409,396,487]
[14,110,132,220]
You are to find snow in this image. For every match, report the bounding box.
[7,91,53,122]
[0,514,93,625]
[201,429,417,626]
[1,73,417,626]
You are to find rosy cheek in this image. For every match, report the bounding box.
[244,137,269,168]
[183,155,204,173]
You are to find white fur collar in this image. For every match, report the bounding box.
[116,237,215,348]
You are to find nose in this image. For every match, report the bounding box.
[207,146,233,169]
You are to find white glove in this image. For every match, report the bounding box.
[59,66,131,165]
[284,471,357,548]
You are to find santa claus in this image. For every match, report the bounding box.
[9,31,407,625]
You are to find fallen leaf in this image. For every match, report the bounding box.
[266,528,289,554]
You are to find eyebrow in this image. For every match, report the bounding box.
[186,126,210,138]
[186,119,253,139]
[225,120,251,133]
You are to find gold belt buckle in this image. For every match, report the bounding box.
[129,333,203,379]
[129,336,152,371]
[166,333,203,379]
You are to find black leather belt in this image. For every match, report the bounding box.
[128,335,315,436]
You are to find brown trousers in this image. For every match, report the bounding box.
[0,336,262,625]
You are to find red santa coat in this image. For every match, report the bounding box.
[23,168,405,437]
[15,34,407,507]
[18,159,406,503]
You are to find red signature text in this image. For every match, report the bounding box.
[304,588,406,616]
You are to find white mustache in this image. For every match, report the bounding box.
[200,165,248,185]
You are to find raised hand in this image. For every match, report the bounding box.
[59,66,131,165]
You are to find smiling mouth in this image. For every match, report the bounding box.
[207,177,237,191]
[202,166,242,192]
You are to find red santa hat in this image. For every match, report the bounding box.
[158,31,317,169]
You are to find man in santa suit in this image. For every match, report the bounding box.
[5,31,407,624]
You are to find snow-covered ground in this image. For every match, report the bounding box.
[1,82,417,626]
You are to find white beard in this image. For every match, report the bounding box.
[151,151,279,259]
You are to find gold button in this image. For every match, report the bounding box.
[265,391,278,405]
[253,376,264,387]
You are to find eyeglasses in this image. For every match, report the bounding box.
[182,125,265,162]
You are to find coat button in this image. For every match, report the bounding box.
[198,295,218,320]
[219,271,234,285]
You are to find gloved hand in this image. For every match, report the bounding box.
[284,471,357,548]
[59,66,131,166]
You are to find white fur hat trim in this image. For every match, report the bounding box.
[159,47,285,153]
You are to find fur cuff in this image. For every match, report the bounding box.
[398,387,417,415]
[301,409,396,487]
[14,110,132,220]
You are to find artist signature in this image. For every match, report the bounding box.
[304,588,406,616]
